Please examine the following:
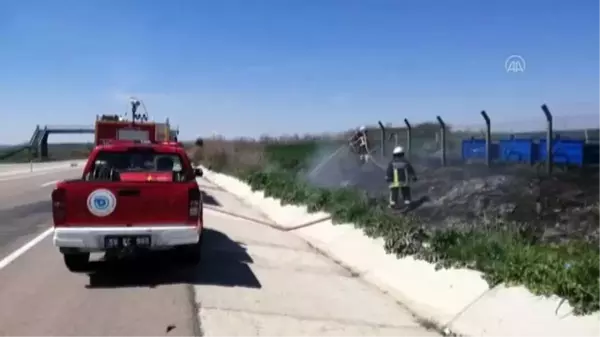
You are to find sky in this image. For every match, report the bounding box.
[0,0,598,144]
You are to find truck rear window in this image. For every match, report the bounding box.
[117,129,150,141]
[92,149,184,173]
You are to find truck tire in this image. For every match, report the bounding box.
[175,234,203,265]
[63,253,90,272]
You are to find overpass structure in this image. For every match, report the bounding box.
[20,123,178,160]
[29,125,95,159]
[0,125,94,161]
[1,97,181,161]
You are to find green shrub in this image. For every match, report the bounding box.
[219,141,600,315]
[264,142,318,171]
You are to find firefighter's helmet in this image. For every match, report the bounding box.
[392,146,404,155]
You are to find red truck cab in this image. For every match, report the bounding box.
[52,139,204,272]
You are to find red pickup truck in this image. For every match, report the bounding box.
[51,140,204,272]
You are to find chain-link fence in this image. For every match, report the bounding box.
[367,105,599,172]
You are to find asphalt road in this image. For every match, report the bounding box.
[0,167,84,260]
[0,167,438,336]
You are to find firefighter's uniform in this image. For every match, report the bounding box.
[385,146,417,208]
[350,126,369,162]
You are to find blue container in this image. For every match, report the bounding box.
[462,138,486,161]
[499,138,536,164]
[461,138,499,162]
[538,139,585,166]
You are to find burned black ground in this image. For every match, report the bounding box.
[305,146,599,244]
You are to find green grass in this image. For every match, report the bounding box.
[264,142,318,171]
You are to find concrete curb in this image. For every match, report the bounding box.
[200,176,333,232]
[200,167,600,337]
[200,171,331,230]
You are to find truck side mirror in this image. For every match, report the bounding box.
[194,168,203,177]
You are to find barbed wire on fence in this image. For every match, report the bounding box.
[369,108,599,168]
[377,111,598,138]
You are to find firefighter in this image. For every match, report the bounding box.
[349,126,369,162]
[386,146,417,208]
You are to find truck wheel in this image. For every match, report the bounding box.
[176,234,203,265]
[63,253,90,272]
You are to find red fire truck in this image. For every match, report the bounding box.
[94,98,177,145]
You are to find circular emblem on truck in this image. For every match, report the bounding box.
[87,189,117,217]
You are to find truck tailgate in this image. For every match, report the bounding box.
[60,182,194,226]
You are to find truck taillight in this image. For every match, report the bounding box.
[51,188,66,226]
[188,188,201,219]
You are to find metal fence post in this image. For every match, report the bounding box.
[377,121,386,157]
[404,118,412,160]
[436,116,447,166]
[481,110,491,167]
[541,104,553,174]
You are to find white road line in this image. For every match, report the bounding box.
[0,167,63,177]
[41,180,59,188]
[0,171,52,182]
[0,169,74,182]
[0,228,53,271]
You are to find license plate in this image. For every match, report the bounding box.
[104,235,151,249]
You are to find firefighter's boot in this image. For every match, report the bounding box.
[389,187,400,209]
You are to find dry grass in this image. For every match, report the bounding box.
[187,138,266,173]
[185,131,352,173]
[184,125,444,174]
